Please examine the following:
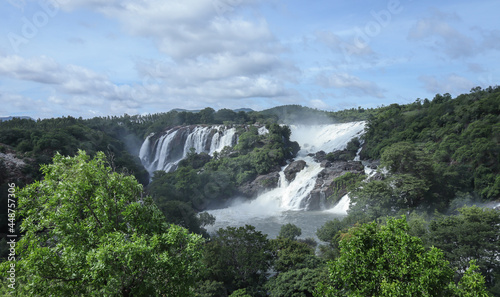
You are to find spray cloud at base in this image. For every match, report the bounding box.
[206,121,366,238]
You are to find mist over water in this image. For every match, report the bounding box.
[207,122,365,239]
[206,198,349,240]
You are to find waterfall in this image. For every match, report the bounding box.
[206,121,366,238]
[221,121,366,211]
[256,157,324,211]
[141,121,366,212]
[139,125,239,174]
[289,121,365,156]
[210,127,237,155]
[326,194,351,214]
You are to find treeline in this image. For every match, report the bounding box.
[0,151,492,296]
[1,86,499,295]
[317,86,500,295]
[361,86,500,203]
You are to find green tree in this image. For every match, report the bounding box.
[454,260,491,297]
[1,151,203,296]
[427,206,500,293]
[348,179,398,220]
[270,237,322,274]
[266,267,327,297]
[199,107,215,124]
[279,223,302,240]
[203,225,271,295]
[229,288,252,297]
[316,218,347,259]
[315,216,490,297]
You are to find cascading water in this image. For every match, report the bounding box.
[207,121,366,239]
[139,125,238,174]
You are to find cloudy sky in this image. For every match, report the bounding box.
[0,0,499,119]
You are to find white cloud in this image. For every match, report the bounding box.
[58,0,273,60]
[0,92,35,111]
[0,55,139,105]
[52,0,297,111]
[0,53,293,116]
[419,74,475,95]
[309,99,329,110]
[316,73,385,98]
[408,10,476,59]
[315,30,376,62]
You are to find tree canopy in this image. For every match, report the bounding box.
[316,216,490,297]
[0,151,203,296]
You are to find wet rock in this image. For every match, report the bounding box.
[284,160,307,182]
[314,150,326,162]
[305,160,364,210]
[237,171,280,198]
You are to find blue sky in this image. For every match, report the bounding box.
[0,0,499,119]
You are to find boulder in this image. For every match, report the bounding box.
[284,160,307,182]
[304,160,364,210]
[314,150,326,162]
[237,171,280,198]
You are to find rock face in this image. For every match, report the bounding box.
[238,171,281,198]
[303,160,365,210]
[307,150,327,162]
[0,146,33,185]
[284,160,307,182]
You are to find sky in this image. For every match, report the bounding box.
[0,0,499,119]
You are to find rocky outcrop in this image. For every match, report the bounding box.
[284,160,306,182]
[307,150,327,162]
[238,171,281,198]
[0,145,33,185]
[303,160,365,210]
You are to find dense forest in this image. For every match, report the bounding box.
[0,86,499,296]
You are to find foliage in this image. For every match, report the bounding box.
[259,105,375,124]
[0,151,203,296]
[228,288,253,297]
[360,86,500,203]
[202,225,271,296]
[315,216,490,297]
[195,280,228,297]
[0,116,149,185]
[454,260,491,297]
[269,237,323,274]
[266,267,328,297]
[326,172,364,204]
[278,223,302,240]
[266,233,326,297]
[348,179,401,220]
[426,206,500,292]
[316,218,349,259]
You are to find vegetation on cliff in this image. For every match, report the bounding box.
[0,86,499,295]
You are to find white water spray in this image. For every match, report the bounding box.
[139,125,238,174]
[207,122,366,237]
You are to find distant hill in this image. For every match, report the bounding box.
[171,108,254,113]
[171,108,201,113]
[0,116,33,122]
[233,108,254,113]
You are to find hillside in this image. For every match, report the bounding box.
[0,86,499,295]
